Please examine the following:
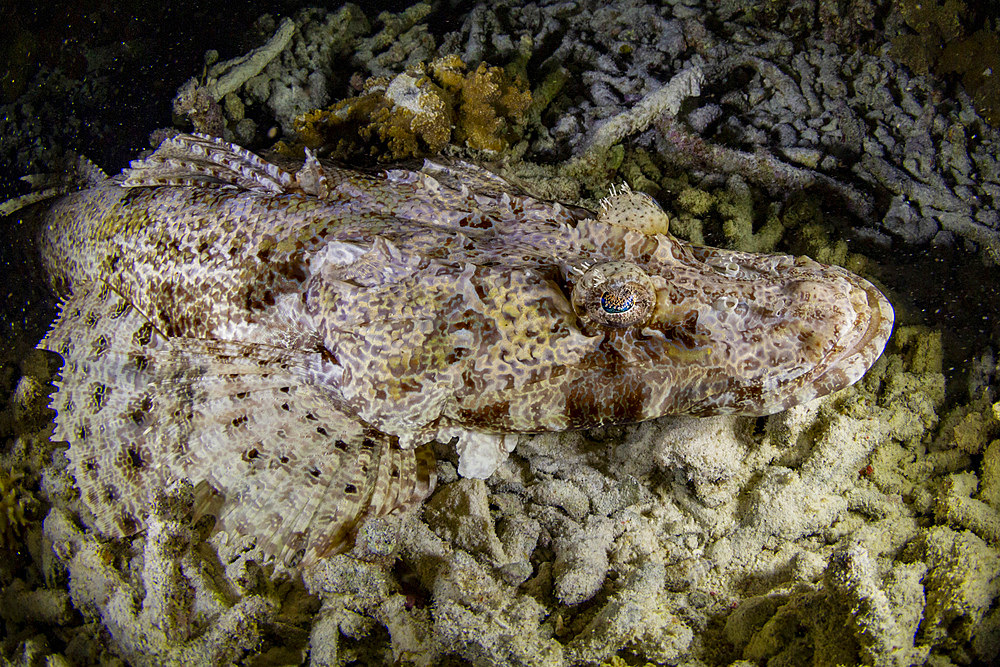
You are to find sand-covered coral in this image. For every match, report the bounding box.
[0,349,57,567]
[39,490,315,666]
[910,526,1000,649]
[294,54,531,160]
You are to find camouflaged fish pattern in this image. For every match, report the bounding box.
[17,133,893,571]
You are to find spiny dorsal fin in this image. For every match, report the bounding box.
[1,153,108,216]
[121,133,294,193]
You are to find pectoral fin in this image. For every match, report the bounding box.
[41,283,436,571]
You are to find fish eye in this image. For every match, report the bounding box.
[572,261,655,328]
[601,289,635,314]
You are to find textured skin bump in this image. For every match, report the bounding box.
[16,133,893,570]
[597,183,671,235]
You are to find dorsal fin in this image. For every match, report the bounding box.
[0,153,108,216]
[121,133,294,193]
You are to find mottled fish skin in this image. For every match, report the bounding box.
[11,133,893,570]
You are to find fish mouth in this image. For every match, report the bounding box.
[759,268,894,415]
[853,277,894,357]
[812,271,895,396]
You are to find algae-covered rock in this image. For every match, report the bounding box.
[0,467,28,549]
[294,54,530,160]
[981,437,1000,510]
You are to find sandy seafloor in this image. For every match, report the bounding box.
[2,0,1000,665]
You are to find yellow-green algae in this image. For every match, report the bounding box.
[292,54,531,161]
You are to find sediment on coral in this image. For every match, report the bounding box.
[36,493,314,666]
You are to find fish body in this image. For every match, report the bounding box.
[12,134,893,569]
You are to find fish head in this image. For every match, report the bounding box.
[453,187,894,430]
